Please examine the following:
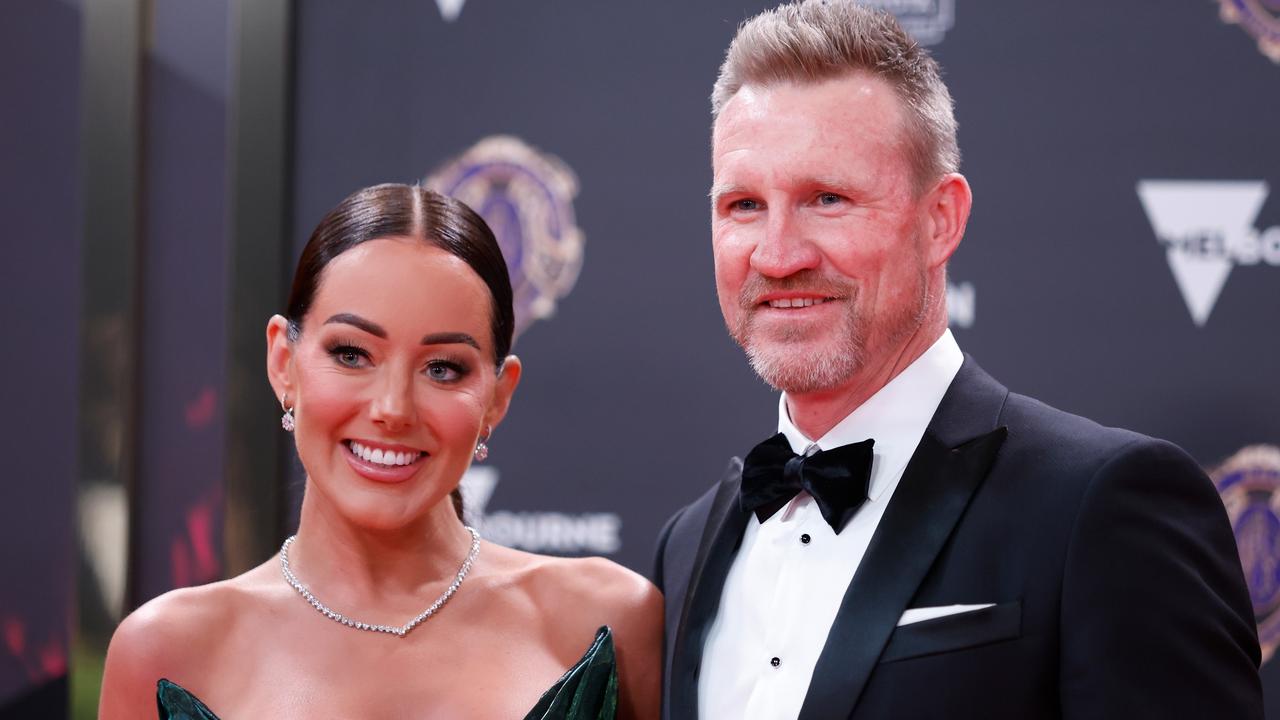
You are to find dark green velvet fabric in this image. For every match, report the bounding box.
[156,678,219,720]
[155,626,618,719]
[523,626,618,720]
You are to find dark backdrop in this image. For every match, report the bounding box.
[5,1,1279,716]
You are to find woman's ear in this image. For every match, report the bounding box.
[265,315,295,405]
[483,355,523,432]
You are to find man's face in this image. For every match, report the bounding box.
[711,72,934,395]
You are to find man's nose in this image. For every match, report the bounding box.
[370,369,415,431]
[749,207,821,278]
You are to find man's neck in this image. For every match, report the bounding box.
[786,322,947,441]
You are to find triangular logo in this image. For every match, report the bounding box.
[435,0,466,22]
[1136,180,1269,326]
[459,465,498,526]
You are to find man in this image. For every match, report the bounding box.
[652,2,1262,718]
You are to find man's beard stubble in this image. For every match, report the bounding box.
[730,269,931,395]
[731,271,865,394]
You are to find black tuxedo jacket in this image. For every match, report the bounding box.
[653,358,1262,719]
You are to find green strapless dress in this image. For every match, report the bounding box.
[156,626,618,720]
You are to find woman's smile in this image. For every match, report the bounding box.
[342,438,429,484]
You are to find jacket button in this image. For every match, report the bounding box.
[770,657,781,667]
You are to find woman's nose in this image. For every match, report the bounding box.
[369,370,415,431]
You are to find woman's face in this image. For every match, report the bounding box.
[268,237,519,531]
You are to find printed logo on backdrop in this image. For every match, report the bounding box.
[459,467,621,555]
[428,136,584,336]
[946,279,975,329]
[1212,445,1280,664]
[434,0,465,22]
[1136,180,1279,326]
[1217,0,1280,62]
[428,136,619,556]
[863,0,955,45]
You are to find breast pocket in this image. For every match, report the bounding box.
[878,599,1022,664]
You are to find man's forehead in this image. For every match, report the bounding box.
[716,71,900,123]
[712,73,910,166]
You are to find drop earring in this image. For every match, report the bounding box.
[474,426,491,462]
[280,394,295,432]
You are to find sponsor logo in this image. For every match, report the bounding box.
[946,279,975,329]
[863,0,955,45]
[427,136,585,336]
[434,0,465,22]
[1218,0,1280,62]
[1212,445,1280,664]
[1136,180,1278,326]
[460,467,623,555]
[432,137,615,555]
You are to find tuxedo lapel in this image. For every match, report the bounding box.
[669,459,752,718]
[798,358,1009,720]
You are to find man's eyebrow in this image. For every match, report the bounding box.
[709,184,745,203]
[421,332,481,350]
[324,313,386,338]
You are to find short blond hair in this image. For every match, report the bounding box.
[712,1,959,191]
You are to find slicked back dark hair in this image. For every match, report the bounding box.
[287,183,514,368]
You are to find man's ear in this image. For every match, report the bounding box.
[265,315,295,406]
[483,355,523,434]
[923,172,972,269]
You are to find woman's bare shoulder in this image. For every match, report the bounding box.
[112,562,277,657]
[523,555,663,720]
[99,563,277,718]
[485,546,660,621]
[500,550,663,661]
[542,555,660,617]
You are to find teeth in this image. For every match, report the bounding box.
[348,441,421,467]
[768,297,828,309]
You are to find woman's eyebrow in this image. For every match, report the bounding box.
[421,332,480,350]
[324,313,385,338]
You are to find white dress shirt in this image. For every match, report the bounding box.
[698,330,964,719]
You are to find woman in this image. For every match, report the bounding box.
[99,184,663,719]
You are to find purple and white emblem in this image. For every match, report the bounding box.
[1218,0,1280,62]
[1213,444,1280,664]
[426,136,584,338]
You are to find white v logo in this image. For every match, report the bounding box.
[1136,180,1269,326]
[435,0,466,22]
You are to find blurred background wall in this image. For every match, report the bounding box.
[4,1,1279,717]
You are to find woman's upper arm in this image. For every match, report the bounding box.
[99,606,168,720]
[98,587,218,720]
[608,574,664,720]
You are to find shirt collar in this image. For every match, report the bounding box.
[776,329,964,501]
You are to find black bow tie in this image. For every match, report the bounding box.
[739,433,875,533]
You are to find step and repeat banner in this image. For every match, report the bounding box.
[289,0,1280,699]
[292,0,1279,620]
[4,0,1279,716]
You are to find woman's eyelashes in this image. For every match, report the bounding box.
[322,337,472,383]
[424,358,469,383]
[325,340,371,369]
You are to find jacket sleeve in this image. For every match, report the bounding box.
[1059,438,1262,718]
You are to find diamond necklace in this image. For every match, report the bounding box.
[279,526,481,638]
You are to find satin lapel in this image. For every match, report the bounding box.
[797,357,1009,720]
[669,459,752,719]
